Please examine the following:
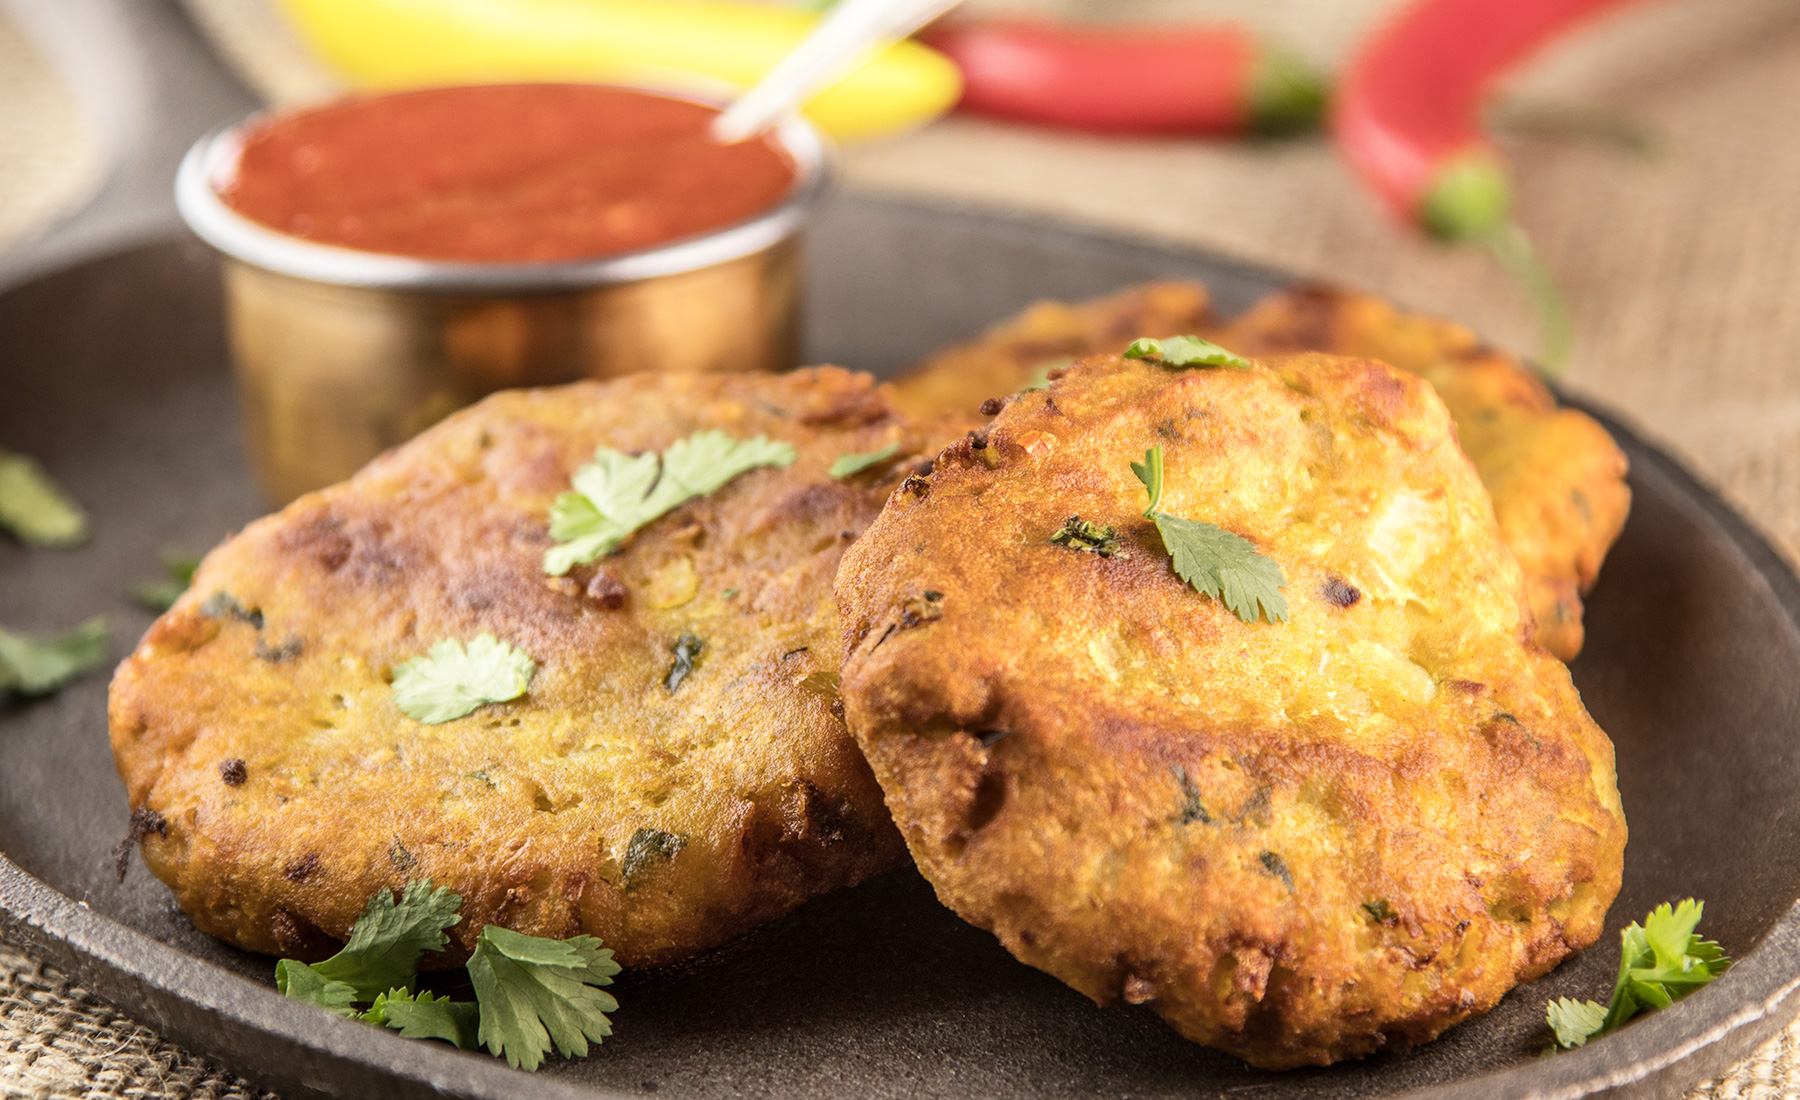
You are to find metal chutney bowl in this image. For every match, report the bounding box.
[175,98,831,505]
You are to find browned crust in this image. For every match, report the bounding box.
[889,282,1631,660]
[109,368,915,968]
[839,352,1626,1068]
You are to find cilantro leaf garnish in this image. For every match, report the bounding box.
[391,634,536,724]
[310,881,463,1000]
[276,959,360,1017]
[0,449,89,547]
[1546,898,1730,1049]
[1123,335,1251,370]
[0,617,109,697]
[1050,516,1122,557]
[273,881,625,1070]
[367,988,480,1049]
[829,442,900,480]
[468,926,621,1071]
[130,550,202,612]
[545,430,796,576]
[1132,447,1287,624]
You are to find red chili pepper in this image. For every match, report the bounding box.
[922,20,1328,136]
[1333,0,1644,370]
[1334,0,1642,241]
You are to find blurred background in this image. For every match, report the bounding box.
[1,0,1799,1091]
[4,0,1798,555]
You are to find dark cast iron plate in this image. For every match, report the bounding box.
[1,195,1798,1100]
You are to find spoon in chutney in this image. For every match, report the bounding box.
[712,0,964,144]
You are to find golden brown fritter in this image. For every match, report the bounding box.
[837,352,1626,1068]
[110,368,919,969]
[889,282,1630,660]
[886,280,1213,423]
[1213,286,1630,660]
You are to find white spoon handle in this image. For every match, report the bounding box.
[712,0,962,144]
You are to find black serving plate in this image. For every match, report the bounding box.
[3,195,1800,1100]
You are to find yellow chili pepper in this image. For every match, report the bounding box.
[275,0,962,141]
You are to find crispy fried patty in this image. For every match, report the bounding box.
[839,352,1626,1068]
[110,369,919,968]
[889,281,1630,659]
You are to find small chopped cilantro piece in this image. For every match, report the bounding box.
[1123,336,1251,370]
[391,634,536,724]
[367,988,480,1049]
[468,926,621,1071]
[0,449,89,547]
[276,959,360,1017]
[1050,516,1122,557]
[1547,997,1609,1049]
[664,633,703,692]
[545,430,796,576]
[1132,446,1288,624]
[1546,898,1730,1049]
[0,617,108,697]
[1362,899,1398,924]
[720,587,740,600]
[829,442,900,479]
[130,550,202,612]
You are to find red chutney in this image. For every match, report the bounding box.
[221,85,799,263]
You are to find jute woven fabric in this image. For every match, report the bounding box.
[6,0,1800,1095]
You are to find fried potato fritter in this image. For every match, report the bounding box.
[110,369,917,968]
[887,281,1214,423]
[890,282,1630,659]
[838,352,1626,1068]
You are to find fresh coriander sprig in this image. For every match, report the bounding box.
[276,879,622,1072]
[0,618,109,699]
[1123,335,1251,370]
[468,926,621,1071]
[545,430,796,576]
[0,449,89,547]
[1131,446,1287,625]
[391,634,536,724]
[1547,898,1730,1049]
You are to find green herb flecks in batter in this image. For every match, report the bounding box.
[1132,446,1288,624]
[130,550,202,612]
[1546,898,1730,1049]
[1171,765,1211,824]
[621,827,686,883]
[1362,899,1399,924]
[275,879,621,1071]
[1258,850,1294,889]
[545,430,796,576]
[0,449,89,547]
[663,633,703,692]
[392,634,536,724]
[468,925,621,1071]
[0,617,108,698]
[1051,515,1122,557]
[829,442,900,479]
[1123,335,1251,370]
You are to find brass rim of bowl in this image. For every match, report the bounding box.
[174,89,833,293]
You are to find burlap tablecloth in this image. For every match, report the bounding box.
[5,0,1800,1095]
